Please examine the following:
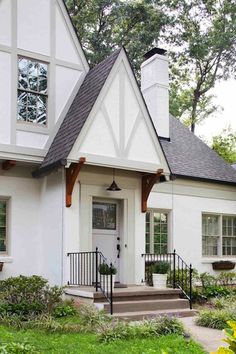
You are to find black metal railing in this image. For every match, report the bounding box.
[141,250,193,309]
[67,248,114,314]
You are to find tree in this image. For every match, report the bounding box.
[163,0,236,133]
[66,0,168,75]
[212,128,236,164]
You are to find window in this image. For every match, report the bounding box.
[202,214,236,257]
[92,202,116,230]
[17,57,48,125]
[0,201,7,254]
[145,210,168,254]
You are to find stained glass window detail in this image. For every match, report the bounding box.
[17,57,48,125]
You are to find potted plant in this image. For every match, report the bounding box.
[151,261,170,289]
[98,263,117,292]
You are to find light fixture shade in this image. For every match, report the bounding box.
[107,180,121,191]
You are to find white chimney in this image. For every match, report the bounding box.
[141,48,169,139]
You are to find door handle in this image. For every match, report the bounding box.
[117,244,121,258]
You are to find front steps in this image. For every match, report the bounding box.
[65,286,196,320]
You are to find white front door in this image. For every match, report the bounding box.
[92,199,120,281]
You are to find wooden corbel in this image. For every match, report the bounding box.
[2,160,16,170]
[141,169,163,213]
[66,157,86,207]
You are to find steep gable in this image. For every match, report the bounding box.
[39,48,169,175]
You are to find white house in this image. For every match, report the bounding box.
[1,0,236,295]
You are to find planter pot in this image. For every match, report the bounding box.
[152,273,168,289]
[212,261,235,271]
[100,275,116,293]
[0,262,3,271]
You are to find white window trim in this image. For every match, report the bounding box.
[0,198,9,256]
[146,209,171,254]
[202,212,236,259]
[17,55,49,130]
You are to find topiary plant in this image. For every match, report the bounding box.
[98,263,117,275]
[151,261,170,274]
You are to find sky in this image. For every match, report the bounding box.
[196,79,236,143]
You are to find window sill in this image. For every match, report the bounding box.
[17,122,50,135]
[0,257,13,263]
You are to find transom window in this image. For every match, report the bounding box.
[146,210,168,254]
[202,214,236,256]
[0,201,7,254]
[17,57,48,125]
[92,202,116,230]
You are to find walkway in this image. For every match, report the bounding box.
[180,317,228,353]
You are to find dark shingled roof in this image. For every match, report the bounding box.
[40,49,121,170]
[160,116,236,185]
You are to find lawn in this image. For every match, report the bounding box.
[0,325,206,354]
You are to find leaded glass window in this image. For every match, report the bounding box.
[17,57,48,125]
[145,210,168,254]
[0,201,7,253]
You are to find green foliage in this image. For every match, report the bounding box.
[97,316,185,343]
[66,0,168,77]
[0,275,63,319]
[151,261,170,274]
[212,129,236,163]
[77,304,111,329]
[203,285,231,299]
[98,263,117,275]
[0,342,38,354]
[196,310,236,330]
[52,302,77,318]
[212,320,236,354]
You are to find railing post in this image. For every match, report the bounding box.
[110,263,113,315]
[95,247,98,292]
[189,263,193,310]
[173,249,176,289]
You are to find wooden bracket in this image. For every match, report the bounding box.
[141,169,163,213]
[2,160,16,171]
[66,157,86,207]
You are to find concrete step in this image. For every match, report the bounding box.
[102,298,190,313]
[113,308,197,321]
[94,288,182,303]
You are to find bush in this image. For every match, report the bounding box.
[52,302,77,318]
[77,304,110,329]
[151,262,170,274]
[0,275,63,319]
[97,316,185,343]
[212,320,236,354]
[98,263,117,275]
[0,342,38,353]
[196,309,236,330]
[203,285,231,299]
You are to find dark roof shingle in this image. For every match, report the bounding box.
[41,49,121,169]
[160,116,236,184]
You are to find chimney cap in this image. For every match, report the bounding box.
[143,47,167,60]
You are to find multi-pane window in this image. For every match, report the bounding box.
[0,201,7,254]
[92,202,116,230]
[145,211,168,254]
[17,57,48,125]
[222,216,236,256]
[202,214,236,257]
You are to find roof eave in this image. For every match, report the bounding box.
[32,159,67,178]
[173,174,236,186]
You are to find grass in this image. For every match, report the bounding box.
[0,325,206,354]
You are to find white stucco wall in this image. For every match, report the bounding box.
[0,0,88,159]
[150,179,236,274]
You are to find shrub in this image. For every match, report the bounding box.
[203,285,231,299]
[52,302,77,318]
[196,310,236,330]
[98,263,117,275]
[97,316,185,343]
[0,342,38,353]
[199,272,217,290]
[217,272,236,286]
[212,320,236,354]
[151,262,170,274]
[0,275,63,319]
